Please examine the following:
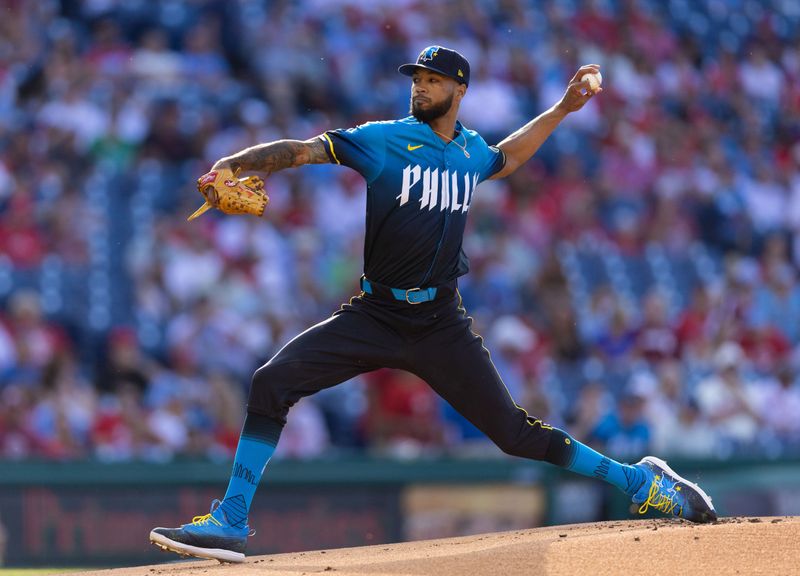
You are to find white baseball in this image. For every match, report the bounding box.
[581,71,602,93]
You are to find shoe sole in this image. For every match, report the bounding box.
[149,530,245,564]
[641,456,716,520]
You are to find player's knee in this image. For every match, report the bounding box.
[249,362,296,416]
[488,420,568,461]
[251,363,272,393]
[496,439,529,458]
[490,428,536,458]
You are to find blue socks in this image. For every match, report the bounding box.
[217,417,646,529]
[564,438,646,495]
[545,428,646,496]
[218,412,283,528]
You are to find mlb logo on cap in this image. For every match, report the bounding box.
[398,45,471,86]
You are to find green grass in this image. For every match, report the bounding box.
[0,569,91,576]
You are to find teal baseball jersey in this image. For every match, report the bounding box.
[321,116,505,288]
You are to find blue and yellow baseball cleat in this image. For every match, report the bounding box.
[632,456,717,523]
[149,500,251,563]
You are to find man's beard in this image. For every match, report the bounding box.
[410,93,454,123]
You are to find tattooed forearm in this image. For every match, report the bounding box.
[213,137,330,175]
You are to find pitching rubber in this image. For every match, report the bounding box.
[149,530,245,564]
[641,456,716,513]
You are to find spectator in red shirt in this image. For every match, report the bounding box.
[675,284,715,359]
[635,290,679,363]
[363,369,444,457]
[0,194,45,269]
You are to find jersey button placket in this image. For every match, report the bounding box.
[416,143,451,289]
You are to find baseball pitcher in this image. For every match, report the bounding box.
[150,46,716,563]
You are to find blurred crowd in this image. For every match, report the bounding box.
[1,0,800,463]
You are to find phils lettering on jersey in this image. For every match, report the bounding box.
[396,164,479,212]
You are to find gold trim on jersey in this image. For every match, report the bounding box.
[322,133,341,165]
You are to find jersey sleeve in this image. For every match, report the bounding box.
[478,144,506,182]
[321,122,386,183]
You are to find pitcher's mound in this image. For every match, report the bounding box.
[80,516,799,576]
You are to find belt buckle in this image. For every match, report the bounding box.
[405,287,422,305]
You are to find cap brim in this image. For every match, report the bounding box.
[398,63,466,84]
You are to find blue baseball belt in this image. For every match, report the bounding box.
[360,276,445,305]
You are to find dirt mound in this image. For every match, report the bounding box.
[78,516,799,576]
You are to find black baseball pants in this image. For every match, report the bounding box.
[247,291,557,461]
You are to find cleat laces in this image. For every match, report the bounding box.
[638,475,682,517]
[191,513,223,527]
[191,499,224,527]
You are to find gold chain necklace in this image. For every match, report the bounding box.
[431,129,470,158]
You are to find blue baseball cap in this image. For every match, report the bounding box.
[398,45,470,86]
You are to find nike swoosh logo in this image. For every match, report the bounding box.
[407,144,424,151]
